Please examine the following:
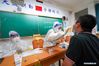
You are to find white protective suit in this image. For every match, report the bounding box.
[44,22,65,47]
[0,31,30,58]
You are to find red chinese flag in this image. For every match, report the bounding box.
[35,5,42,11]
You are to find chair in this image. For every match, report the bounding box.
[32,39,44,49]
[32,34,44,49]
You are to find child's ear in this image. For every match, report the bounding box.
[76,22,81,28]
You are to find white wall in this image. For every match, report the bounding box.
[73,0,95,14]
[0,0,71,18]
[71,0,96,24]
[71,0,98,33]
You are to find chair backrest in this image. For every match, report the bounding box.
[38,39,44,48]
[33,34,41,40]
[32,39,44,49]
[32,34,44,49]
[32,39,39,49]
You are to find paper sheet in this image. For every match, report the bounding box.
[3,50,16,58]
[22,48,43,57]
[14,54,22,66]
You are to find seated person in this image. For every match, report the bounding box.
[1,31,32,57]
[62,15,99,66]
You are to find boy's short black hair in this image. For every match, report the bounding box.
[77,14,96,32]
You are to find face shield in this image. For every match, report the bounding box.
[53,22,62,32]
[9,31,20,42]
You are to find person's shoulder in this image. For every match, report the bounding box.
[78,32,98,38]
[48,29,53,32]
[73,32,99,41]
[71,33,86,40]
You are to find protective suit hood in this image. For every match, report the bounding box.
[9,31,20,42]
[53,22,62,32]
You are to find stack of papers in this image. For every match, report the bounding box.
[2,50,16,58]
[14,54,22,66]
[22,48,43,57]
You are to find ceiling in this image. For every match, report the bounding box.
[45,0,94,10]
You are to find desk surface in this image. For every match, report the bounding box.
[0,46,66,66]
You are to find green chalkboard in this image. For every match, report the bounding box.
[0,11,62,38]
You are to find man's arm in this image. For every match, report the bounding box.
[62,35,82,66]
[62,56,75,66]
